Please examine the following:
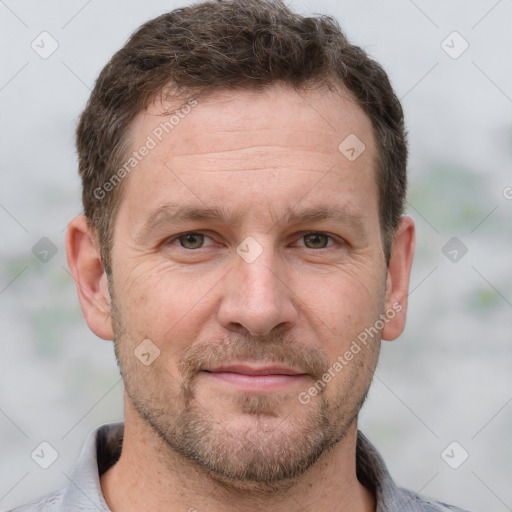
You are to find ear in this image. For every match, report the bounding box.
[382,215,415,341]
[65,215,114,340]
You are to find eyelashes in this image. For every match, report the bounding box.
[165,231,341,251]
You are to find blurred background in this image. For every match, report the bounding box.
[1,1,511,510]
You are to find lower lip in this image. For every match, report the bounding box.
[203,371,309,392]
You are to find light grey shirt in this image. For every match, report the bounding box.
[9,422,470,512]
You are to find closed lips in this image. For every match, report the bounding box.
[205,365,306,376]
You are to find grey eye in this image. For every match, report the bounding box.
[178,233,205,249]
[303,233,329,249]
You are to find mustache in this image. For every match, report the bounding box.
[178,333,330,397]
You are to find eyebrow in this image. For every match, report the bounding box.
[140,202,367,236]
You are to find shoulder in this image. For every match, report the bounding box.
[7,488,64,512]
[398,486,472,512]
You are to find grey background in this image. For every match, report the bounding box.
[1,0,511,510]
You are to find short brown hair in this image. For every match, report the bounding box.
[76,0,407,274]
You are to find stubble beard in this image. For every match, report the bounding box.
[109,297,380,492]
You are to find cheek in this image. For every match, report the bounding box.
[295,267,384,337]
[303,277,383,399]
[112,259,224,351]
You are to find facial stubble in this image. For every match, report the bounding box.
[109,295,381,491]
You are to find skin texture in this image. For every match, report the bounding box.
[66,83,415,512]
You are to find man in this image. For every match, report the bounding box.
[11,0,470,510]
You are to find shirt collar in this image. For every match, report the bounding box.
[60,422,429,512]
[60,422,123,511]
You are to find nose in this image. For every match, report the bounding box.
[217,249,299,337]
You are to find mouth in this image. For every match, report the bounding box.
[202,364,309,392]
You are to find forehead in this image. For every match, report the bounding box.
[140,83,374,156]
[118,83,379,231]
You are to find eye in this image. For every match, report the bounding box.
[168,232,211,250]
[297,232,335,249]
[165,231,340,251]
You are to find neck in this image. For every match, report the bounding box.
[100,396,375,512]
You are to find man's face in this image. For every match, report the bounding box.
[108,84,388,487]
